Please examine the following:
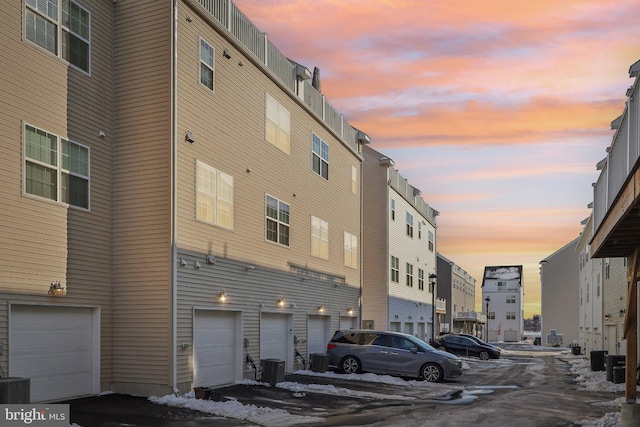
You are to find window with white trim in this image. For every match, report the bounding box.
[265,93,290,153]
[406,212,413,237]
[406,263,413,287]
[506,312,516,320]
[390,256,399,282]
[200,37,214,91]
[418,222,422,239]
[312,133,329,179]
[344,231,357,268]
[418,268,424,290]
[391,199,396,220]
[506,295,516,304]
[196,161,233,229]
[311,216,328,259]
[428,230,434,252]
[25,0,90,73]
[265,194,290,246]
[24,124,89,209]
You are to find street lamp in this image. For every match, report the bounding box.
[429,273,437,339]
[485,296,491,342]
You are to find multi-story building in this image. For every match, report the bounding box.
[589,59,640,413]
[602,257,627,356]
[437,253,482,336]
[577,214,604,354]
[481,266,524,342]
[361,145,439,340]
[540,238,580,348]
[1,0,367,401]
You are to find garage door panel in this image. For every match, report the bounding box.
[193,310,238,387]
[10,305,97,402]
[308,315,329,355]
[260,313,288,361]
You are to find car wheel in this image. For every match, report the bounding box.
[479,351,490,360]
[421,363,443,382]
[341,356,361,374]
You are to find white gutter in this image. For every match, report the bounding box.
[170,0,179,394]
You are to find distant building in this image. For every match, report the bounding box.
[482,266,524,342]
[437,253,483,336]
[540,238,580,348]
[361,145,440,340]
[576,214,604,354]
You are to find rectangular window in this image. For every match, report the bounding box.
[391,199,396,221]
[406,263,413,287]
[428,230,434,252]
[418,269,424,290]
[418,222,422,239]
[351,165,357,194]
[25,0,90,73]
[488,312,495,320]
[506,312,516,320]
[406,212,413,237]
[390,256,399,283]
[312,133,329,180]
[24,124,89,209]
[506,295,516,304]
[265,195,290,246]
[200,37,214,90]
[311,216,328,259]
[265,93,290,154]
[196,161,234,229]
[344,231,357,268]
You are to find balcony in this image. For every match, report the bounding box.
[453,311,486,323]
[591,60,640,258]
[435,298,446,314]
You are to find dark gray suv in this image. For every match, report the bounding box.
[326,330,463,382]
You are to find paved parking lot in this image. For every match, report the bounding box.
[67,348,620,426]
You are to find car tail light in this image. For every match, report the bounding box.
[327,343,337,350]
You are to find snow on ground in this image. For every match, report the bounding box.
[71,347,638,427]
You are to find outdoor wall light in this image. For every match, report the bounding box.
[277,297,286,307]
[604,314,611,321]
[48,281,66,296]
[317,305,324,313]
[620,309,626,317]
[195,261,201,269]
[347,307,354,315]
[217,290,227,302]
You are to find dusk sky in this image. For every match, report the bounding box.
[234,0,640,317]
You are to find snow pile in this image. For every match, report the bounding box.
[149,392,324,427]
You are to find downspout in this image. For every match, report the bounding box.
[170,0,179,394]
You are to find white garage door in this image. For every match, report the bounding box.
[193,310,240,387]
[10,305,98,402]
[339,316,357,330]
[260,312,291,369]
[307,315,330,355]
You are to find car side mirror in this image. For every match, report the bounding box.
[410,347,418,354]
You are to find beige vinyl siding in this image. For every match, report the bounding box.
[361,145,392,329]
[111,1,173,394]
[175,2,360,285]
[0,0,114,384]
[173,1,362,388]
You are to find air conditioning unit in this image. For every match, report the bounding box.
[260,359,284,385]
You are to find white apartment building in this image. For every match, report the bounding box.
[482,266,524,342]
